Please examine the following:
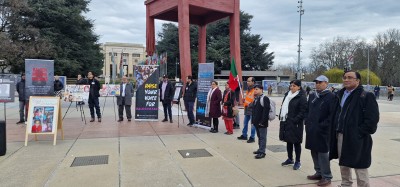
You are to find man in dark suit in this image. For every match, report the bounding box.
[159,75,174,123]
[117,76,134,122]
[87,71,101,122]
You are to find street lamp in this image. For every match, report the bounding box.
[297,0,305,80]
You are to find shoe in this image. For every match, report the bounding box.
[253,150,262,154]
[224,132,229,134]
[209,128,214,132]
[187,123,193,126]
[16,120,25,124]
[293,162,301,170]
[307,174,322,180]
[170,119,173,123]
[281,159,294,166]
[210,129,218,133]
[118,119,123,122]
[98,118,101,122]
[317,178,331,186]
[227,132,233,135]
[247,138,255,143]
[128,119,131,121]
[233,126,240,129]
[90,118,95,122]
[162,119,168,122]
[255,153,266,159]
[237,135,248,140]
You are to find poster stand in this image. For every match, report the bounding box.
[25,96,63,146]
[172,82,184,128]
[101,83,117,121]
[62,100,86,125]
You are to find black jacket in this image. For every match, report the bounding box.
[16,79,26,101]
[183,81,197,102]
[76,78,88,85]
[279,90,307,143]
[222,90,235,118]
[329,86,379,169]
[88,78,100,98]
[305,90,335,153]
[159,81,174,104]
[251,94,270,128]
[54,80,64,91]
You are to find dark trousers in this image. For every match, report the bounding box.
[212,118,219,131]
[19,100,27,121]
[287,142,302,162]
[311,150,332,180]
[184,101,195,124]
[88,96,101,118]
[255,127,268,153]
[118,97,132,119]
[162,102,172,120]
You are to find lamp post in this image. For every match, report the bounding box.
[297,0,305,80]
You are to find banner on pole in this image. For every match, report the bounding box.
[195,63,214,127]
[134,65,159,121]
[25,59,54,99]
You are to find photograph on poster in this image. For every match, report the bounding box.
[99,84,120,96]
[63,85,90,102]
[30,106,55,133]
[134,65,157,88]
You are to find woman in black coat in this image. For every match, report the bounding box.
[206,81,222,133]
[278,80,307,170]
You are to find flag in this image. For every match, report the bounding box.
[120,52,123,77]
[228,58,239,90]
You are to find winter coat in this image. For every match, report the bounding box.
[16,79,26,101]
[279,90,307,144]
[183,82,197,102]
[54,80,64,91]
[208,88,222,118]
[329,86,379,169]
[159,81,174,104]
[117,82,134,105]
[305,90,335,153]
[88,78,100,98]
[222,90,235,118]
[251,94,270,128]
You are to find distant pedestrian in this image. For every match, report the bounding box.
[268,84,273,96]
[159,75,174,123]
[279,79,307,170]
[117,76,134,122]
[16,73,27,124]
[206,81,222,133]
[373,85,380,99]
[251,84,270,159]
[387,84,394,101]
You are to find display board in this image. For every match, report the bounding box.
[25,59,54,99]
[173,82,183,102]
[134,65,159,121]
[195,63,214,127]
[99,84,120,96]
[63,85,90,102]
[0,74,16,103]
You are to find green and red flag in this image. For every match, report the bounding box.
[228,58,239,90]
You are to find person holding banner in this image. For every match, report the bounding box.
[16,73,27,124]
[87,71,101,122]
[159,75,174,123]
[183,75,197,126]
[206,81,222,133]
[117,76,134,122]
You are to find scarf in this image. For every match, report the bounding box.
[280,90,299,121]
[312,88,330,103]
[205,87,217,117]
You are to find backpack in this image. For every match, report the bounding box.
[260,95,276,121]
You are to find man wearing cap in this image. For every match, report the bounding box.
[159,75,174,123]
[305,75,335,186]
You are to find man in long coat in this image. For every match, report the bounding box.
[159,75,174,123]
[117,76,134,122]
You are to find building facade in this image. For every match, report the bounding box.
[101,42,146,79]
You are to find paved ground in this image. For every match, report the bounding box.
[0,96,399,187]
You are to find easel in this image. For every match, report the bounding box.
[25,96,63,146]
[101,83,117,121]
[172,82,184,128]
[174,100,185,128]
[62,85,86,124]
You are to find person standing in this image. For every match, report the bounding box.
[330,71,379,187]
[237,77,256,143]
[268,84,273,96]
[373,85,380,100]
[251,84,270,159]
[183,75,197,126]
[233,86,241,129]
[117,76,134,122]
[16,73,27,124]
[76,74,87,105]
[206,81,222,133]
[387,84,394,101]
[222,82,235,135]
[87,71,101,122]
[279,79,307,170]
[305,75,335,186]
[159,75,174,123]
[54,75,64,98]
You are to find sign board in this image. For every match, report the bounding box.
[63,85,90,102]
[25,59,54,99]
[0,74,16,103]
[99,84,120,96]
[134,65,159,121]
[173,82,183,102]
[195,63,214,127]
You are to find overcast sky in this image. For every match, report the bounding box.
[85,0,400,67]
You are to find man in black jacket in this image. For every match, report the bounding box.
[16,73,27,124]
[87,71,101,122]
[330,71,379,187]
[54,75,64,98]
[251,84,270,159]
[305,75,335,186]
[159,75,174,123]
[183,75,197,126]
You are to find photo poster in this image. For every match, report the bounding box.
[0,74,16,103]
[277,81,291,94]
[173,82,183,102]
[195,63,214,127]
[25,59,54,100]
[63,85,90,102]
[25,96,61,146]
[99,84,120,96]
[134,65,159,121]
[262,80,278,94]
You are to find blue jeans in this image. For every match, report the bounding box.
[241,115,255,138]
[184,101,195,124]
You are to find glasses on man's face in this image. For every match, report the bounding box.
[342,76,357,81]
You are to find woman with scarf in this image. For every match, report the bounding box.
[206,81,222,133]
[222,82,235,135]
[279,79,307,170]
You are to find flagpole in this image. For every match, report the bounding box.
[237,75,244,99]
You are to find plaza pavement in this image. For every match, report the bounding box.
[0,96,399,187]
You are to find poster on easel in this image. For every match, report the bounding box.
[25,59,54,99]
[195,63,214,128]
[0,74,16,103]
[25,96,63,146]
[99,84,120,96]
[63,85,90,102]
[134,65,159,121]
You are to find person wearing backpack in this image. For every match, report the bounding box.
[251,84,270,159]
[305,75,335,186]
[279,79,307,170]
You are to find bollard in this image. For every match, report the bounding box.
[0,121,6,156]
